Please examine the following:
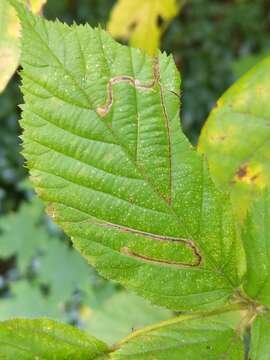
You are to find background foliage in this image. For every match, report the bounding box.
[0,0,270,342]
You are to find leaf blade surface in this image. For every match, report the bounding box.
[242,188,270,307]
[250,313,270,360]
[111,315,244,359]
[0,318,109,359]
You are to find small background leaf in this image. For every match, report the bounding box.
[0,195,96,323]
[108,0,183,55]
[0,0,46,93]
[84,291,172,345]
[0,281,63,320]
[0,197,47,271]
[38,236,91,302]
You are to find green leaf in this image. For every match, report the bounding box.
[0,318,109,359]
[38,236,91,302]
[242,188,270,307]
[83,291,172,345]
[110,314,244,359]
[0,281,65,321]
[14,1,240,311]
[0,192,94,299]
[250,312,270,360]
[0,197,47,271]
[0,0,46,92]
[108,0,183,56]
[198,57,270,223]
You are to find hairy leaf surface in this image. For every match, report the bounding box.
[111,315,244,359]
[0,319,109,359]
[242,188,270,307]
[14,1,240,310]
[199,58,270,223]
[0,0,46,92]
[250,313,270,360]
[108,0,181,55]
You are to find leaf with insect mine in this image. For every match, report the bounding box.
[12,0,241,311]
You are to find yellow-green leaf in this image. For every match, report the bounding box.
[0,0,46,93]
[198,57,270,223]
[27,0,46,14]
[0,318,109,359]
[108,0,181,56]
[111,314,244,359]
[242,187,270,307]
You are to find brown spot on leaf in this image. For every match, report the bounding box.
[217,135,226,141]
[128,21,137,32]
[210,134,227,142]
[251,174,259,182]
[236,164,248,179]
[156,15,165,28]
[233,163,263,187]
[47,203,56,219]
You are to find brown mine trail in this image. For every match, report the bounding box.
[96,58,160,117]
[94,59,201,268]
[93,220,203,269]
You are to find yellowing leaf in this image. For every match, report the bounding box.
[108,0,181,55]
[198,58,270,223]
[0,318,109,359]
[27,0,46,14]
[0,0,46,93]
